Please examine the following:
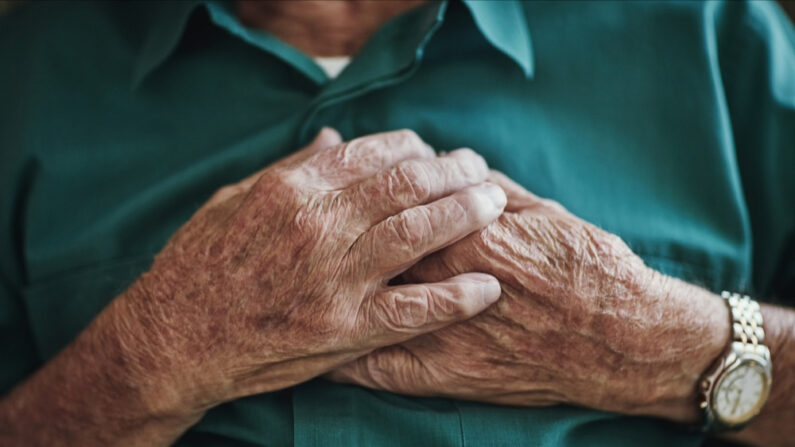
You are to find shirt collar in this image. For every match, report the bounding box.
[132,0,534,87]
[461,0,534,78]
[131,0,202,87]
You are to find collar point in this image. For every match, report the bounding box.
[521,63,535,80]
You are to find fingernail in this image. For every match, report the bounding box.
[480,183,507,210]
[469,272,496,284]
[471,274,501,304]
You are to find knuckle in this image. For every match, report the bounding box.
[362,353,394,389]
[210,184,242,202]
[453,147,478,158]
[393,129,433,157]
[394,128,422,146]
[450,147,483,166]
[453,188,487,221]
[259,169,299,193]
[389,162,433,204]
[596,229,631,257]
[387,208,432,250]
[441,194,478,229]
[454,187,480,209]
[341,138,368,159]
[371,346,429,393]
[359,349,411,393]
[290,205,324,241]
[436,284,470,318]
[336,137,387,170]
[377,290,431,330]
[453,148,488,177]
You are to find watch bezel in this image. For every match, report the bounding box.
[710,352,772,428]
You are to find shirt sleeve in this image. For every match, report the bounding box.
[718,0,795,301]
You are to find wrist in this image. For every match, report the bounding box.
[630,270,730,422]
[110,277,223,421]
[0,283,206,446]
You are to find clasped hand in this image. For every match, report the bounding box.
[117,129,507,417]
[119,128,723,424]
[329,172,726,422]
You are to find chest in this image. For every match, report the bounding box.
[20,15,750,361]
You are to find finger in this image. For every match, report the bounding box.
[301,129,435,189]
[488,170,568,214]
[359,272,501,348]
[355,182,506,276]
[343,148,490,226]
[487,170,543,211]
[205,128,343,206]
[326,345,432,395]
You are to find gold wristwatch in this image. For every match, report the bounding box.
[698,292,772,432]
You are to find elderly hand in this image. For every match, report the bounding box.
[105,129,507,418]
[329,171,731,422]
[0,129,511,447]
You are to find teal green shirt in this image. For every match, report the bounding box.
[1,1,794,445]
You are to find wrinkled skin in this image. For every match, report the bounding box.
[329,171,728,421]
[0,129,509,447]
[118,129,509,414]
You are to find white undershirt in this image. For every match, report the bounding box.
[314,56,352,79]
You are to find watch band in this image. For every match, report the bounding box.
[698,292,771,432]
[722,291,766,352]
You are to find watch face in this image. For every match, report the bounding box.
[714,361,769,425]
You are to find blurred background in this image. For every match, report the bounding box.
[0,0,19,16]
[1,0,794,20]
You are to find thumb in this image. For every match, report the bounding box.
[359,272,500,349]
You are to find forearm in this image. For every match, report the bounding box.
[620,272,729,422]
[0,289,203,447]
[725,304,795,447]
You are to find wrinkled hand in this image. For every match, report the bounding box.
[329,171,728,422]
[115,129,507,417]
